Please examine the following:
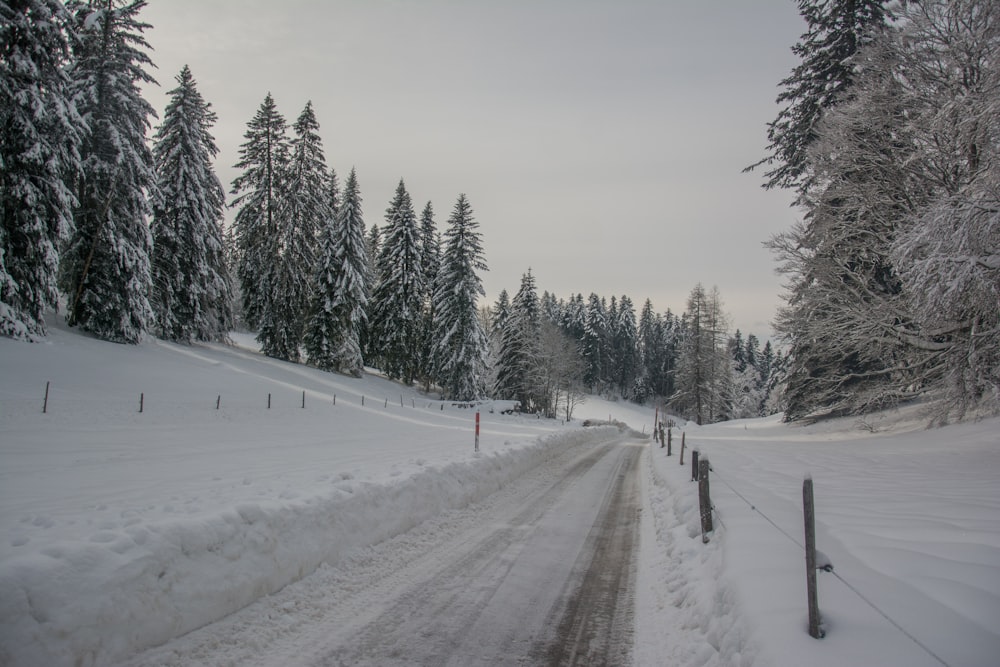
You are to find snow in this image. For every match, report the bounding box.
[1,321,998,666]
[635,410,1000,667]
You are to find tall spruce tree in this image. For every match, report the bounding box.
[269,100,329,361]
[59,0,157,343]
[369,179,423,383]
[304,167,368,375]
[613,294,639,398]
[230,93,289,349]
[494,269,542,410]
[746,0,890,194]
[1,0,84,339]
[581,293,607,392]
[150,65,232,342]
[417,201,439,389]
[432,194,488,401]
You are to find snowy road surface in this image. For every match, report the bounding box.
[119,434,645,667]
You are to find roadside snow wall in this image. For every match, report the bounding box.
[0,428,609,667]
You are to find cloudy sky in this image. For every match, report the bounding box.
[139,0,805,337]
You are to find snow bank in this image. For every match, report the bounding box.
[636,442,754,667]
[0,427,606,667]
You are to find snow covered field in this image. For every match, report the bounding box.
[1,322,998,666]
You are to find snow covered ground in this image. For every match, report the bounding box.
[1,322,998,666]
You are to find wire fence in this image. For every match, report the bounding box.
[695,453,952,667]
[1,382,509,419]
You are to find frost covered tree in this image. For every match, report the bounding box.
[746,0,890,193]
[369,179,423,383]
[59,0,156,344]
[230,93,288,334]
[768,0,1000,421]
[1,0,84,339]
[769,34,918,420]
[889,0,1000,420]
[537,318,585,420]
[753,0,905,420]
[304,168,368,375]
[149,65,232,342]
[432,194,489,401]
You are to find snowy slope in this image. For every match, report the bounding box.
[2,321,998,667]
[0,322,579,666]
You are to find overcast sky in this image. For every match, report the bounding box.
[139,0,805,338]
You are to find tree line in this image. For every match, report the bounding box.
[749,0,999,423]
[486,274,785,424]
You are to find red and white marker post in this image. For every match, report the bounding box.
[475,411,480,453]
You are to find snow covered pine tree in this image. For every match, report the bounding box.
[59,0,158,343]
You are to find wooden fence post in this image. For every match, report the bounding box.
[43,381,50,414]
[680,438,686,465]
[268,393,271,409]
[667,427,672,456]
[302,390,306,408]
[216,395,221,410]
[699,458,713,542]
[691,449,699,482]
[804,476,824,638]
[139,392,144,413]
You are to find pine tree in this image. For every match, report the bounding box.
[540,291,561,323]
[268,100,329,361]
[59,0,157,343]
[494,269,542,410]
[365,224,381,275]
[581,293,607,392]
[327,167,340,218]
[1,0,84,339]
[149,65,232,342]
[561,293,586,342]
[230,93,289,334]
[613,294,639,398]
[304,168,368,375]
[432,194,489,401]
[369,179,423,383]
[746,0,890,194]
[416,201,439,389]
[730,330,747,373]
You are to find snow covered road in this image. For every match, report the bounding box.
[117,434,645,666]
